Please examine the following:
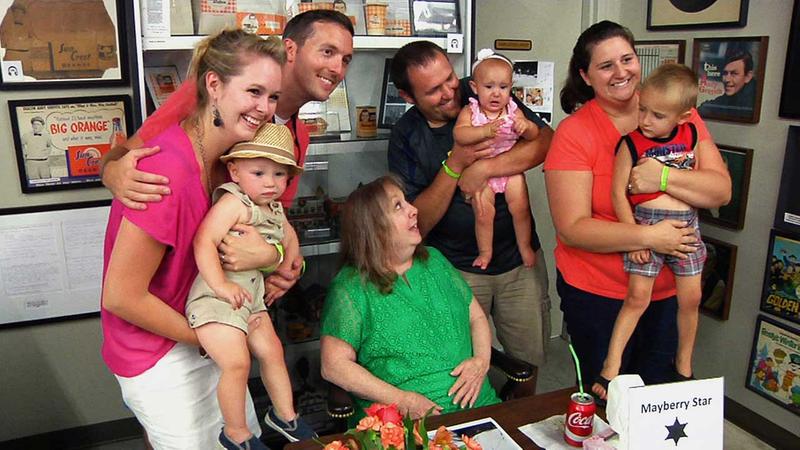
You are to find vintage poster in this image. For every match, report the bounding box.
[144,66,182,109]
[745,315,800,416]
[512,61,554,125]
[9,95,131,193]
[692,37,768,123]
[761,229,800,325]
[0,0,125,87]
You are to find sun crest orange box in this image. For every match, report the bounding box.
[67,143,109,177]
[236,12,286,34]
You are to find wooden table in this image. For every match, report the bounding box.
[286,388,602,450]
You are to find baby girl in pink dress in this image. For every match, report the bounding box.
[454,49,541,270]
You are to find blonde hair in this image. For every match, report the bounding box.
[189,29,286,108]
[339,175,428,294]
[641,63,698,113]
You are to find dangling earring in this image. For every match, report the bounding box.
[212,102,224,127]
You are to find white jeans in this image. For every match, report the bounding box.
[116,342,261,449]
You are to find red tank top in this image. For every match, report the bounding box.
[617,122,697,206]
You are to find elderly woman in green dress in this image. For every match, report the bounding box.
[320,175,500,420]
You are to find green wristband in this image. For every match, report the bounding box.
[660,165,670,192]
[441,159,461,179]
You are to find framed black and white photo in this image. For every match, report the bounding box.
[779,0,800,119]
[699,145,752,230]
[700,236,737,321]
[774,126,800,234]
[9,95,132,193]
[410,0,460,37]
[745,315,800,416]
[634,40,686,80]
[0,0,129,89]
[761,229,800,325]
[647,0,748,30]
[378,58,412,128]
[693,36,768,123]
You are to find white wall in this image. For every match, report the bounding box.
[477,0,800,438]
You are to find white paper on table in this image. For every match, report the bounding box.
[518,414,619,450]
[427,417,521,450]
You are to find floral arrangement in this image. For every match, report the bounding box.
[321,403,482,450]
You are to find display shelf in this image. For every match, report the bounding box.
[300,239,340,257]
[308,130,390,156]
[142,35,447,52]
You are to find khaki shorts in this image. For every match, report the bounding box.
[186,283,266,333]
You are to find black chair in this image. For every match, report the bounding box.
[326,347,536,424]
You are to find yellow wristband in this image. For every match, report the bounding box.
[660,166,670,192]
[441,160,461,179]
[258,241,285,274]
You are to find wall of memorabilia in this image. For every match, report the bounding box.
[0,0,139,442]
[620,0,800,436]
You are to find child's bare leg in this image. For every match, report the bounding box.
[247,312,296,422]
[674,275,702,378]
[472,186,496,270]
[196,323,252,443]
[593,274,655,399]
[504,174,536,267]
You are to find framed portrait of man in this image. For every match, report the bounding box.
[692,36,768,123]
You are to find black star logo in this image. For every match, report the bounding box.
[665,416,688,445]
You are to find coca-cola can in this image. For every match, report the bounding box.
[564,392,595,446]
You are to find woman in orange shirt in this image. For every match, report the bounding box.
[543,21,730,400]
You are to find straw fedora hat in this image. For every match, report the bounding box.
[220,123,303,175]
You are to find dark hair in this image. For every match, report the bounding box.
[724,48,754,73]
[283,9,354,47]
[560,20,635,114]
[390,41,448,97]
[339,175,427,294]
[189,29,285,109]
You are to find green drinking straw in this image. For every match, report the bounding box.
[568,343,585,397]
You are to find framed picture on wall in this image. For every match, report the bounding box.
[692,36,768,123]
[700,236,737,321]
[144,66,181,109]
[378,58,412,128]
[634,40,686,80]
[8,95,132,193]
[410,0,460,37]
[699,145,752,230]
[647,0,748,30]
[760,229,800,325]
[0,0,129,89]
[780,0,800,119]
[774,126,800,234]
[745,315,800,417]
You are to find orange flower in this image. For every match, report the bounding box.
[380,422,405,449]
[356,415,382,432]
[323,440,348,450]
[431,426,454,447]
[461,434,483,450]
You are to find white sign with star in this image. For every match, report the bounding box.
[625,377,723,449]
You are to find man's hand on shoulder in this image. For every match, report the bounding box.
[102,146,170,210]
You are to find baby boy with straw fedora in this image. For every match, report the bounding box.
[186,123,316,448]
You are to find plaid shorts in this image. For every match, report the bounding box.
[624,206,706,277]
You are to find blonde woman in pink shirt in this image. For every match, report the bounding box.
[101,29,284,449]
